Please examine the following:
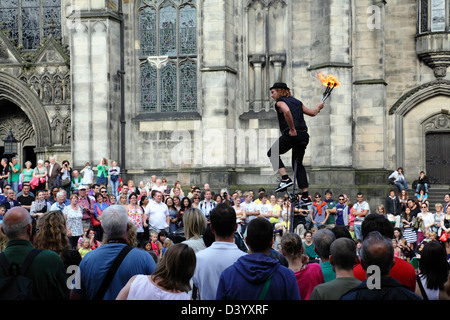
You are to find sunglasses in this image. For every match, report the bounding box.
[338,198,344,201]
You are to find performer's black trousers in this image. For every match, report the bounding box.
[267,131,309,189]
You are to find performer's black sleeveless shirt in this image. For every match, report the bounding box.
[275,96,307,134]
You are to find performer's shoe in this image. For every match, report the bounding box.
[275,178,294,192]
[300,196,312,206]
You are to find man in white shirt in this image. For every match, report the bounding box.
[192,203,247,300]
[144,191,169,232]
[199,190,216,220]
[352,192,371,240]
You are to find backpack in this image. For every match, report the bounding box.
[0,249,42,300]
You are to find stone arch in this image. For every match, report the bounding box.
[0,71,52,151]
[389,80,450,172]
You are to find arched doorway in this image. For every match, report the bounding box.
[389,80,450,183]
[423,114,450,184]
[0,100,37,167]
[0,72,52,164]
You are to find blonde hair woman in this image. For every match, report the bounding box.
[182,208,207,253]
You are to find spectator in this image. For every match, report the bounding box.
[312,228,336,282]
[280,232,324,300]
[303,230,319,262]
[415,241,450,300]
[8,157,20,194]
[47,157,61,191]
[78,185,95,229]
[34,210,70,256]
[30,190,51,220]
[216,218,300,300]
[182,208,207,253]
[310,193,329,229]
[144,191,170,234]
[309,237,361,300]
[16,184,35,212]
[385,189,401,227]
[63,194,84,249]
[353,213,417,292]
[193,203,247,300]
[50,191,68,212]
[1,189,21,213]
[116,243,195,300]
[415,170,430,194]
[352,192,370,240]
[389,167,409,191]
[70,205,156,300]
[0,207,69,299]
[341,231,421,300]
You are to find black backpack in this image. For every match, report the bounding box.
[0,249,42,300]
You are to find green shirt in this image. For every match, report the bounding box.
[320,260,337,283]
[0,240,69,300]
[97,165,109,178]
[9,164,21,182]
[325,200,336,224]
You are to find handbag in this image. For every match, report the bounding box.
[61,177,70,187]
[439,232,449,242]
[90,204,102,227]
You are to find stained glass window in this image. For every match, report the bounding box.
[139,0,197,112]
[431,0,446,31]
[0,0,62,50]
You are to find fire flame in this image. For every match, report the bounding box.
[317,72,341,88]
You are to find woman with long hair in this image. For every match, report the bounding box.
[116,243,195,300]
[34,210,70,255]
[415,241,450,300]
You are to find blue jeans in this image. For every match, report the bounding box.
[354,223,363,240]
[416,183,429,193]
[11,181,19,194]
[110,178,120,197]
[395,179,408,191]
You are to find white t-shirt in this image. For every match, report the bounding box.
[256,202,271,220]
[352,201,371,224]
[126,275,190,300]
[145,201,169,229]
[241,201,259,223]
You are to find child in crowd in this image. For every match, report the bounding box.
[150,231,160,258]
[78,237,92,259]
[393,238,401,258]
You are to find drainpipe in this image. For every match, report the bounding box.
[118,0,126,173]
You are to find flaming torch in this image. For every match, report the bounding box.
[317,72,340,102]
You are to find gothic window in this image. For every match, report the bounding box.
[419,0,450,33]
[139,0,197,113]
[0,0,61,50]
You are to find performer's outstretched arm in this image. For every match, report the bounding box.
[302,102,325,117]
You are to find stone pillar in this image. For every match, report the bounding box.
[352,0,387,169]
[200,0,237,181]
[70,0,121,168]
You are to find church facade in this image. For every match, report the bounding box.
[0,0,449,206]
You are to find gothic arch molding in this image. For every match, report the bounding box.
[0,71,52,149]
[390,80,450,167]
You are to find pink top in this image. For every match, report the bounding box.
[295,263,324,300]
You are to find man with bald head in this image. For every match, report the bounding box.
[0,207,69,299]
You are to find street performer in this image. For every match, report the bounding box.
[267,82,325,204]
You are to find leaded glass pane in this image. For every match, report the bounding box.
[159,2,177,56]
[141,63,158,112]
[22,3,40,50]
[431,0,446,32]
[0,2,19,46]
[43,0,61,39]
[180,60,197,111]
[160,61,177,112]
[179,5,197,56]
[420,0,429,33]
[140,6,157,56]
